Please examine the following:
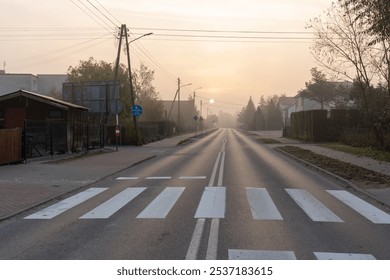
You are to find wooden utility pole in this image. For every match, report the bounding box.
[177,78,181,133]
[123,25,139,145]
[113,24,139,145]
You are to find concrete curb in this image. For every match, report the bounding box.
[0,154,157,221]
[275,147,390,209]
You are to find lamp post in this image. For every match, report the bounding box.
[113,25,152,146]
[177,79,192,133]
[124,28,152,145]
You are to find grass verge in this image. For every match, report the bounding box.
[277,145,390,189]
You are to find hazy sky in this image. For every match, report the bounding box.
[0,0,334,114]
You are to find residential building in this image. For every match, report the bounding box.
[0,71,67,97]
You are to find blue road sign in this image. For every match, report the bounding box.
[132,105,143,116]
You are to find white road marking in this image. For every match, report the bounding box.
[327,190,390,224]
[194,187,226,218]
[115,177,139,180]
[217,151,225,186]
[229,249,297,260]
[206,218,220,260]
[79,188,146,219]
[137,187,185,219]
[246,188,283,220]
[314,252,376,260]
[24,188,108,219]
[186,136,227,260]
[185,218,206,260]
[179,176,207,180]
[286,189,343,222]
[208,152,221,187]
[145,176,172,180]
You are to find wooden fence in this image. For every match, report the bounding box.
[0,128,22,165]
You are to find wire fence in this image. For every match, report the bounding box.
[23,120,105,160]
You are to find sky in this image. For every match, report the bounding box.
[0,0,334,115]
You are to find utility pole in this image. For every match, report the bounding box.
[113,25,124,151]
[123,25,139,145]
[177,78,181,133]
[113,24,140,145]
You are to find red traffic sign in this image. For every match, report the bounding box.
[115,126,120,136]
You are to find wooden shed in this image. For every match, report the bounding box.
[0,90,88,161]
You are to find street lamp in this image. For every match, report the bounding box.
[113,25,152,147]
[125,30,152,145]
[177,81,192,133]
[128,32,153,44]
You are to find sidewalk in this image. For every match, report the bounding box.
[0,132,195,220]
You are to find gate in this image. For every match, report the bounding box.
[0,128,22,165]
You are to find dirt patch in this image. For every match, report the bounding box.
[277,146,390,189]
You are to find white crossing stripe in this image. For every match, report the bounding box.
[24,188,108,219]
[145,176,172,180]
[195,187,226,218]
[327,190,390,224]
[314,252,376,260]
[179,176,207,180]
[246,188,283,220]
[80,188,146,219]
[116,177,139,180]
[137,187,185,219]
[229,249,297,260]
[286,189,343,222]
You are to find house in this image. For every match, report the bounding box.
[278,96,296,127]
[0,71,67,96]
[0,90,88,157]
[282,81,353,127]
[162,100,197,132]
[0,72,38,95]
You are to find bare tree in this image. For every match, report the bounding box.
[307,0,388,146]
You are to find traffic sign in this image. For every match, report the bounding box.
[132,105,143,116]
[110,100,123,114]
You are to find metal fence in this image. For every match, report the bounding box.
[23,120,105,159]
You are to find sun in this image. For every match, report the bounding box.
[209,99,215,104]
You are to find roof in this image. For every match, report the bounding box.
[279,96,295,105]
[0,90,89,111]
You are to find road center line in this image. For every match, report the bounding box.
[185,218,205,260]
[208,151,221,187]
[186,136,227,260]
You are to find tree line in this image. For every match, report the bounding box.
[237,95,282,131]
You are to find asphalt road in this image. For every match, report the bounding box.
[0,129,389,260]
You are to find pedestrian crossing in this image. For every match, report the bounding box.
[228,249,377,260]
[24,186,390,225]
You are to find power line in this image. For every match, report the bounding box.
[95,0,122,26]
[70,0,115,34]
[130,27,314,35]
[6,33,112,67]
[87,0,118,27]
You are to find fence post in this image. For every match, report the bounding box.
[50,121,54,158]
